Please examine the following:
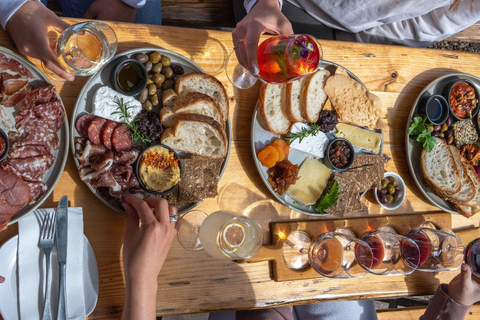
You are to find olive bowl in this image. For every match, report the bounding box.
[0,128,9,163]
[442,78,480,122]
[323,138,355,171]
[374,172,406,211]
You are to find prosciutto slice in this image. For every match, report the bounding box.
[0,168,31,231]
[1,83,32,108]
[0,53,34,79]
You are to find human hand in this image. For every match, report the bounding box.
[448,263,480,306]
[232,0,293,75]
[84,0,137,23]
[6,1,74,81]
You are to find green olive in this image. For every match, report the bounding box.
[161,66,173,78]
[147,83,157,95]
[143,100,153,111]
[150,94,159,107]
[440,122,448,133]
[161,56,171,67]
[387,184,396,195]
[149,52,162,64]
[388,177,397,186]
[447,136,454,145]
[381,179,389,189]
[152,63,163,74]
[386,194,394,204]
[163,80,174,90]
[147,74,154,85]
[153,73,165,84]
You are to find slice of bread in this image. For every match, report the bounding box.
[285,77,307,122]
[175,73,229,121]
[162,89,179,108]
[258,83,291,135]
[160,92,224,127]
[161,113,227,159]
[421,138,461,196]
[455,155,480,215]
[441,146,476,203]
[302,69,330,123]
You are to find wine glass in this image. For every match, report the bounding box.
[406,227,464,272]
[359,226,420,275]
[42,21,118,79]
[226,34,323,89]
[464,237,480,278]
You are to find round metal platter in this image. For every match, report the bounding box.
[71,47,231,215]
[1,47,69,225]
[405,73,480,214]
[251,60,383,216]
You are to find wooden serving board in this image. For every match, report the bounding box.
[245,213,452,282]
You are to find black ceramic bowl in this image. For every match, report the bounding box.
[111,58,148,96]
[420,94,449,125]
[134,144,182,196]
[323,138,355,171]
[0,128,9,162]
[442,78,479,121]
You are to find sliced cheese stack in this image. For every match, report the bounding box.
[333,123,382,154]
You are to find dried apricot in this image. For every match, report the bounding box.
[271,144,285,161]
[272,138,289,157]
[257,145,279,168]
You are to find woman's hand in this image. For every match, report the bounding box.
[232,0,293,75]
[84,0,137,22]
[448,264,480,306]
[121,196,179,320]
[6,1,74,81]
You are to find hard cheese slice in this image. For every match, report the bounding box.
[333,123,381,154]
[287,157,332,205]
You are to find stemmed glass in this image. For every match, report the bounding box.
[43,21,118,79]
[225,34,323,89]
[464,237,480,278]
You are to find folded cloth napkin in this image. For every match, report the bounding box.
[17,207,86,320]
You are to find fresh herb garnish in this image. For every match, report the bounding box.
[408,115,435,152]
[113,98,151,145]
[285,123,322,144]
[417,127,436,152]
[408,115,428,136]
[314,180,339,214]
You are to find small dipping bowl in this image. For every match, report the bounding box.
[374,172,406,211]
[323,138,355,171]
[443,79,479,121]
[0,128,9,162]
[423,95,449,125]
[111,58,148,96]
[135,144,182,196]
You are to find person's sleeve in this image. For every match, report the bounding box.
[0,0,35,30]
[244,0,283,13]
[419,284,471,320]
[121,0,146,9]
[236,306,293,320]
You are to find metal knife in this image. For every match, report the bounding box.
[55,196,68,320]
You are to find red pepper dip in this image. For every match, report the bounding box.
[450,81,478,119]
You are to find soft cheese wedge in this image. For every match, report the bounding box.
[287,157,332,205]
[289,123,329,158]
[333,123,382,154]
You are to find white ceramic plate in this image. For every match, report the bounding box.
[0,235,99,320]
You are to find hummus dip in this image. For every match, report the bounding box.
[139,146,180,193]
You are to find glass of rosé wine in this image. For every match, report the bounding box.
[464,237,480,278]
[225,34,322,89]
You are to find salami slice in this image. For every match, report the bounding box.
[8,145,50,159]
[112,124,132,152]
[26,181,48,203]
[1,154,55,182]
[101,120,116,149]
[17,85,57,110]
[75,114,96,137]
[87,117,107,145]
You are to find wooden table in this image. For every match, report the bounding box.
[1,19,480,319]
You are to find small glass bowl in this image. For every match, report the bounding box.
[110,58,148,96]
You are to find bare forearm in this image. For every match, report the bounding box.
[122,282,158,320]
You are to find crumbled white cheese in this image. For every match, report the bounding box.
[0,106,15,131]
[289,123,329,158]
[92,86,142,123]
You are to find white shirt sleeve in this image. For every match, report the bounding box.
[0,0,35,30]
[121,0,146,9]
[244,0,283,13]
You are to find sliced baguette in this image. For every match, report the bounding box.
[285,77,307,122]
[162,89,179,108]
[160,92,224,127]
[175,73,229,120]
[160,113,227,159]
[440,146,476,203]
[302,69,330,123]
[421,138,461,196]
[258,83,291,135]
[454,156,480,217]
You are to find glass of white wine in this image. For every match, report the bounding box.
[45,21,117,77]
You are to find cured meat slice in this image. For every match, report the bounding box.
[16,100,65,132]
[10,121,60,150]
[88,117,107,145]
[0,168,31,231]
[0,53,34,79]
[1,154,55,182]
[8,145,50,159]
[1,83,32,108]
[75,114,96,137]
[75,137,107,165]
[18,85,57,110]
[26,181,48,203]
[115,148,139,166]
[111,124,132,151]
[1,77,29,95]
[101,120,116,149]
[112,165,133,182]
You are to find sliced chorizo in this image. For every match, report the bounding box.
[87,117,107,145]
[75,114,96,137]
[111,124,132,152]
[101,120,116,149]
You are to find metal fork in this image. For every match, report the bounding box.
[39,212,56,320]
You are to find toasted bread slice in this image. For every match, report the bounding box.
[160,113,227,159]
[160,92,224,127]
[285,77,307,122]
[175,73,229,120]
[421,138,461,196]
[440,146,476,203]
[455,156,480,215]
[302,69,330,123]
[162,89,179,108]
[258,83,291,135]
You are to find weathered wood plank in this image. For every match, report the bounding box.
[377,303,480,320]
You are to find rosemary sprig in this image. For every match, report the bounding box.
[285,123,321,144]
[113,98,151,145]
